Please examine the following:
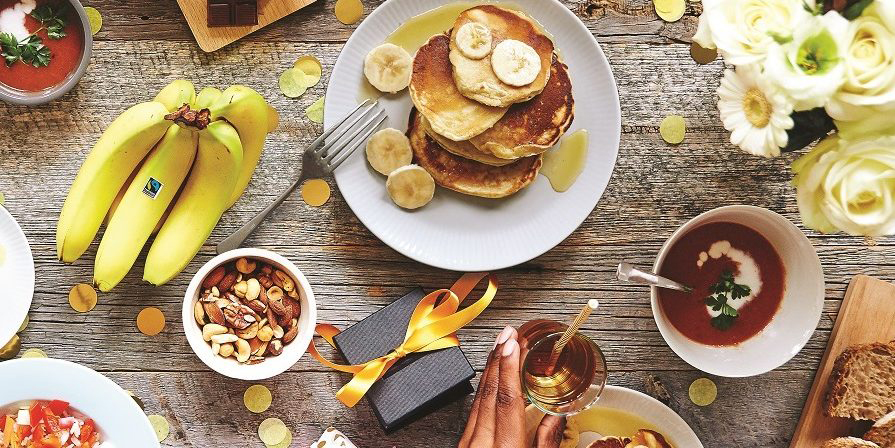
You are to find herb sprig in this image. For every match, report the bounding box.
[0,4,68,68]
[704,270,751,330]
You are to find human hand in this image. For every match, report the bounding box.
[459,326,567,448]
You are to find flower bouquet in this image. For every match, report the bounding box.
[695,0,895,236]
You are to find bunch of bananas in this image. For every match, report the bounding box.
[56,80,279,291]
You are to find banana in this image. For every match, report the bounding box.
[154,80,196,112]
[386,165,435,209]
[143,120,243,286]
[366,128,413,175]
[490,39,541,87]
[194,86,222,109]
[364,43,413,93]
[455,22,493,60]
[93,125,198,291]
[208,85,270,208]
[56,101,171,263]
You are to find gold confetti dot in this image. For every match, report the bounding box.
[69,283,98,313]
[660,115,686,145]
[258,417,289,445]
[21,348,47,359]
[147,414,170,442]
[266,430,292,448]
[294,55,323,88]
[279,68,309,98]
[689,377,718,406]
[305,97,325,124]
[0,192,5,205]
[690,42,717,65]
[244,384,273,414]
[654,0,685,22]
[84,6,102,35]
[301,179,331,207]
[334,0,363,25]
[136,307,166,336]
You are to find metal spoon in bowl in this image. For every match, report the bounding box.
[616,263,693,293]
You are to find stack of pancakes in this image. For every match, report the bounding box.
[407,5,575,199]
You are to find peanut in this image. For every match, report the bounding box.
[219,343,234,357]
[258,325,274,342]
[233,280,248,298]
[246,278,261,301]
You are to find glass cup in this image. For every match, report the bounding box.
[518,320,607,416]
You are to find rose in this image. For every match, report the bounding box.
[764,11,850,111]
[693,0,815,66]
[826,0,895,121]
[792,134,895,236]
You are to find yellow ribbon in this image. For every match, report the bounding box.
[308,272,498,407]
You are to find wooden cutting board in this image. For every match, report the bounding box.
[790,275,895,447]
[176,0,316,52]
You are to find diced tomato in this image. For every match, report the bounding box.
[34,433,62,448]
[29,403,46,428]
[42,412,61,433]
[81,419,96,440]
[30,425,45,442]
[46,400,68,416]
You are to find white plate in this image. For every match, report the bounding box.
[325,0,621,271]
[525,385,704,448]
[0,206,33,347]
[0,358,160,447]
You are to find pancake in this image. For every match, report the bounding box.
[410,34,507,142]
[408,108,542,199]
[421,115,514,167]
[449,5,554,108]
[470,55,575,159]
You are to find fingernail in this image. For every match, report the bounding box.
[502,338,518,357]
[493,326,513,349]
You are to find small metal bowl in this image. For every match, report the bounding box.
[0,0,93,106]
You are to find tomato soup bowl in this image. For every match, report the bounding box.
[651,205,824,377]
[0,0,92,105]
[182,248,317,381]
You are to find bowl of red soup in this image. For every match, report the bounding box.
[0,0,91,105]
[651,205,824,377]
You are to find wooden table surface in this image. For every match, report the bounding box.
[1,0,889,446]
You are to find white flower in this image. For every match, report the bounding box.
[826,0,895,121]
[792,134,895,236]
[693,0,815,66]
[765,11,850,111]
[717,65,794,157]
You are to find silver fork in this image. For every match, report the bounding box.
[216,99,387,254]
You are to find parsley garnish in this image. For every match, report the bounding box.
[0,3,68,68]
[704,270,751,331]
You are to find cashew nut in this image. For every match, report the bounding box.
[202,323,228,342]
[210,333,239,344]
[236,257,257,274]
[211,342,221,356]
[235,338,251,363]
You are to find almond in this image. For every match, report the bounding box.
[217,271,238,293]
[204,302,226,326]
[202,266,226,289]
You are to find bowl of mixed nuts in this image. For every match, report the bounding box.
[182,248,317,380]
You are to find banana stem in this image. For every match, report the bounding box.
[165,104,211,130]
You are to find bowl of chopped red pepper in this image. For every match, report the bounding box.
[0,358,158,447]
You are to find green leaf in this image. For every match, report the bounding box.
[46,23,66,39]
[844,0,874,19]
[0,33,20,66]
[20,36,50,67]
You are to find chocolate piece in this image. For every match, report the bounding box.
[207,0,258,27]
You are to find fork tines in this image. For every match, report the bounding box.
[312,99,388,172]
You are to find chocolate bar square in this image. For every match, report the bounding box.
[207,0,258,27]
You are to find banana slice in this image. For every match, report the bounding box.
[364,43,413,93]
[386,165,435,210]
[366,128,413,175]
[455,22,493,60]
[490,39,542,87]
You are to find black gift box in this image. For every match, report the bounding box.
[332,288,476,433]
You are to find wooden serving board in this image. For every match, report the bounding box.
[176,0,316,52]
[790,275,895,447]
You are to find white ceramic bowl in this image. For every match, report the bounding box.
[182,248,317,380]
[651,205,825,377]
[0,206,34,349]
[0,358,159,447]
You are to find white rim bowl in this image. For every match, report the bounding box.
[182,248,317,381]
[651,205,825,377]
[0,206,34,350]
[0,358,159,447]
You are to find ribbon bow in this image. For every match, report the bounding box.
[308,272,498,407]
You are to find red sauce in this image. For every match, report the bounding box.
[657,222,785,346]
[0,0,84,92]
